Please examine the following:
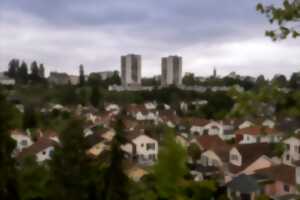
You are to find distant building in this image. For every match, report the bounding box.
[90,71,118,80]
[48,72,70,85]
[0,72,15,86]
[121,54,142,86]
[161,55,182,86]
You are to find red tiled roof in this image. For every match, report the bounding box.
[255,164,296,185]
[235,126,279,136]
[186,117,210,126]
[197,135,231,162]
[16,137,58,160]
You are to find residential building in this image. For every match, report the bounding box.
[235,126,283,144]
[282,136,300,165]
[161,55,182,86]
[254,164,297,197]
[121,54,142,86]
[16,137,58,162]
[194,135,231,167]
[228,143,280,178]
[122,132,158,165]
[48,72,70,85]
[227,174,261,200]
[10,130,33,154]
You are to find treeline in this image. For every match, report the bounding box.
[6,59,46,84]
[0,89,221,200]
[182,72,300,90]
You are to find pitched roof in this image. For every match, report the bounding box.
[186,117,210,126]
[235,126,279,136]
[197,135,231,162]
[229,143,276,173]
[16,137,58,160]
[254,164,296,185]
[227,174,260,193]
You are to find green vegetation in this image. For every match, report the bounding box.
[257,0,300,40]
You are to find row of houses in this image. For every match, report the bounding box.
[9,102,300,199]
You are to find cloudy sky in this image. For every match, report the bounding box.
[0,0,299,78]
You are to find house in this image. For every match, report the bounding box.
[10,130,33,154]
[228,143,280,177]
[159,110,180,128]
[126,104,159,121]
[16,137,58,162]
[122,132,158,165]
[282,136,300,165]
[105,103,120,114]
[193,135,231,168]
[144,102,157,110]
[262,119,276,129]
[189,118,224,138]
[227,174,261,200]
[85,128,115,157]
[238,120,255,129]
[235,126,282,144]
[254,164,297,197]
[125,165,148,182]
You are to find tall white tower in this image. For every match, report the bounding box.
[121,54,142,86]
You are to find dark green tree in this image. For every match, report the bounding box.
[30,61,39,82]
[102,119,129,200]
[23,105,38,130]
[49,118,92,200]
[90,85,101,108]
[257,0,300,40]
[289,72,300,89]
[7,59,20,79]
[0,89,19,200]
[18,61,29,84]
[79,64,85,87]
[18,156,49,200]
[153,129,187,200]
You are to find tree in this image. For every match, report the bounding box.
[289,72,300,89]
[30,61,39,82]
[188,143,202,164]
[49,118,93,200]
[152,129,187,200]
[17,156,49,200]
[90,85,101,108]
[23,105,38,130]
[184,180,217,200]
[18,61,29,84]
[102,119,129,200]
[182,73,196,86]
[7,59,19,79]
[79,64,85,87]
[272,74,288,87]
[0,89,19,200]
[257,0,300,40]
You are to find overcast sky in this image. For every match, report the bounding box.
[0,0,299,78]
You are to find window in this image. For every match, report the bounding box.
[286,144,290,150]
[230,154,238,161]
[295,146,298,152]
[286,154,290,161]
[284,184,289,192]
[20,140,28,146]
[146,143,155,150]
[141,143,144,147]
